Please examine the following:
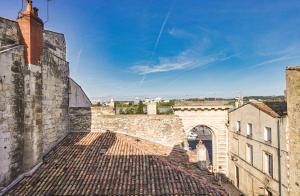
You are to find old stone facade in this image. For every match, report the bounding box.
[0,13,69,188]
[228,102,288,195]
[69,107,185,147]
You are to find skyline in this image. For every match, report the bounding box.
[2,0,300,100]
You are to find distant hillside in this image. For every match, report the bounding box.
[243,96,285,102]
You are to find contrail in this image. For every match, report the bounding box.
[139,7,173,86]
[153,10,172,52]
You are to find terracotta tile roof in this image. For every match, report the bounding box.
[5,132,226,195]
[250,101,287,118]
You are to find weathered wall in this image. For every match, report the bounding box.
[0,18,69,187]
[69,107,185,147]
[0,45,25,187]
[41,30,69,154]
[69,78,91,107]
[286,66,300,195]
[21,30,70,171]
[22,62,43,170]
[0,17,20,49]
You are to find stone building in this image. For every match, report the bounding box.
[228,101,288,195]
[227,66,300,196]
[0,2,69,187]
[1,2,299,196]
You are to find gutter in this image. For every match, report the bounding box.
[0,162,42,196]
[277,119,282,196]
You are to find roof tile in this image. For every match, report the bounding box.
[5,132,226,195]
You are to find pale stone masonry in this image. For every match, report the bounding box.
[0,44,26,187]
[69,107,185,147]
[286,66,300,195]
[228,101,288,195]
[0,14,69,187]
[174,105,233,175]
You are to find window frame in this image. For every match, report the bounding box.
[246,123,253,137]
[246,143,253,165]
[236,121,241,132]
[264,127,272,142]
[263,152,273,177]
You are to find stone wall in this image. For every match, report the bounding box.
[0,45,25,187]
[41,31,69,155]
[0,18,69,187]
[0,17,20,49]
[286,66,300,195]
[69,107,185,147]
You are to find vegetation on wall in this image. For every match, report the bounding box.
[116,101,146,114]
[157,100,174,115]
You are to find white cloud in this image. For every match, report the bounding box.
[168,28,194,38]
[252,54,300,68]
[131,51,226,75]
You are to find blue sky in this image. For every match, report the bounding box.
[2,0,300,100]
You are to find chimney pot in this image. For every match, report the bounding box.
[33,7,39,16]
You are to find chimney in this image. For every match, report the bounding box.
[17,0,44,65]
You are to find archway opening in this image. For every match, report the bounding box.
[187,125,213,167]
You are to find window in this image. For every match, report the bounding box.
[246,123,252,136]
[246,144,253,164]
[235,166,239,188]
[264,127,272,142]
[236,121,241,132]
[264,152,273,177]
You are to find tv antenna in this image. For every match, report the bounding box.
[18,0,24,18]
[45,0,54,24]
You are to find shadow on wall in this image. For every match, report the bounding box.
[5,131,227,195]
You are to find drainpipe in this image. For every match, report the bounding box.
[277,119,282,196]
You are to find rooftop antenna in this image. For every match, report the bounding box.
[45,0,53,24]
[18,0,24,18]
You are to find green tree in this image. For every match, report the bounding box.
[136,101,144,114]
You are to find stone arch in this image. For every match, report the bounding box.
[174,106,231,175]
[187,124,217,170]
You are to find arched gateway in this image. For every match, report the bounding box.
[188,125,213,167]
[174,104,233,175]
